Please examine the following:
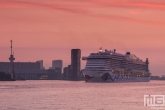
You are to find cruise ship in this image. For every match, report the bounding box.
[82,48,151,82]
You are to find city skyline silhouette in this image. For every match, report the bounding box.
[1,0,165,76]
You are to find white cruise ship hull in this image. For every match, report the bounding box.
[82,70,150,82]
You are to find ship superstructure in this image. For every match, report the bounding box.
[82,48,151,82]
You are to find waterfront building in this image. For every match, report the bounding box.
[63,67,69,79]
[52,60,62,73]
[46,69,56,80]
[54,67,62,79]
[70,49,81,80]
[0,61,46,80]
[67,65,72,79]
[37,60,45,69]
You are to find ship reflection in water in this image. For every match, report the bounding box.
[0,80,164,110]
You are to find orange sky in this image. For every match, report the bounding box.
[0,0,165,76]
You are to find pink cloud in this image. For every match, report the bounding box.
[83,0,165,10]
[91,13,165,26]
[0,0,164,26]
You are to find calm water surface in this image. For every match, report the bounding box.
[0,80,165,110]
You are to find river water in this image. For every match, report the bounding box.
[0,80,165,110]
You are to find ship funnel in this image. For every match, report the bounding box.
[114,49,116,53]
[146,58,149,72]
[126,52,130,55]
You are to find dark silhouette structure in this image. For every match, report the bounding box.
[0,71,12,81]
[55,67,62,79]
[63,67,69,79]
[52,60,62,74]
[70,49,81,80]
[67,65,71,79]
[9,40,15,80]
[150,76,165,80]
[146,58,149,72]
